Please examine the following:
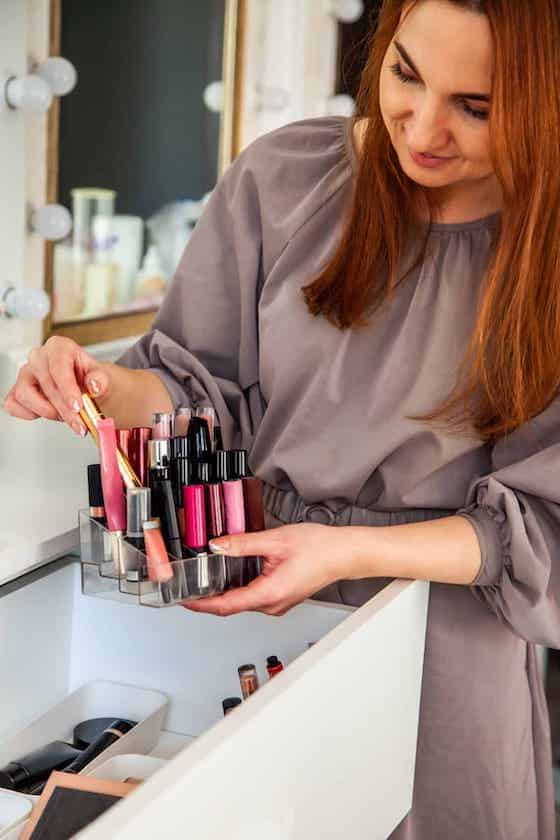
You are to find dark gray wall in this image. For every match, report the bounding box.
[58,0,225,219]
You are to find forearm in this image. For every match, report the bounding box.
[344,515,482,586]
[96,363,173,428]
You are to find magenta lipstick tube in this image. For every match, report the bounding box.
[97,418,126,571]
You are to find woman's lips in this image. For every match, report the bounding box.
[409,148,456,169]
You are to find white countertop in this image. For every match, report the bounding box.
[0,413,95,586]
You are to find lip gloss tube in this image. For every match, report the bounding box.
[205,482,226,541]
[126,487,151,552]
[143,518,173,603]
[222,480,246,535]
[242,475,265,579]
[222,479,246,588]
[79,394,141,489]
[195,405,216,442]
[174,407,192,437]
[87,464,105,523]
[129,427,151,486]
[187,417,213,463]
[151,478,183,560]
[228,449,249,480]
[148,439,171,486]
[117,429,131,460]
[97,418,126,571]
[184,484,207,552]
[152,412,174,440]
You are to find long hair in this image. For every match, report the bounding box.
[302,0,560,444]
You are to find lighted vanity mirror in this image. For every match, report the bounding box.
[44,0,245,346]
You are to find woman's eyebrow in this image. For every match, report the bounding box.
[394,40,491,102]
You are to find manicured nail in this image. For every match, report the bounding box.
[72,399,81,413]
[88,379,100,395]
[209,539,229,554]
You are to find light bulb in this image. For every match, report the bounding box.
[328,0,365,24]
[36,56,77,96]
[0,288,51,320]
[5,75,53,112]
[203,81,224,113]
[326,94,356,117]
[30,204,72,240]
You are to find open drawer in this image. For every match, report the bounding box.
[0,557,428,839]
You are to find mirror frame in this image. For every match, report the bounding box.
[43,0,247,346]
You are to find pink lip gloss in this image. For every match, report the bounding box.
[97,418,126,571]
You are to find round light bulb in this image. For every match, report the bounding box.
[203,81,224,113]
[36,56,77,96]
[5,75,53,112]
[1,288,51,320]
[30,204,72,240]
[329,0,365,24]
[326,94,356,117]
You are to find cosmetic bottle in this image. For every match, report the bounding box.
[242,475,266,579]
[173,456,196,540]
[129,427,151,487]
[196,461,212,484]
[214,449,229,482]
[0,742,82,792]
[151,478,183,559]
[222,480,246,535]
[143,518,173,603]
[238,664,259,699]
[87,463,105,524]
[126,487,151,552]
[266,655,284,678]
[152,411,174,440]
[205,482,226,542]
[174,407,192,437]
[222,697,242,716]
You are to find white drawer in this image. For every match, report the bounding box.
[0,560,428,839]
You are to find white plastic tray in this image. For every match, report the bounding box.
[0,791,32,838]
[87,753,167,782]
[0,680,168,785]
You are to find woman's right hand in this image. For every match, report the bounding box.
[2,336,112,436]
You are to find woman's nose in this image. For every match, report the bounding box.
[406,94,451,153]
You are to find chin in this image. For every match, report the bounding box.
[399,156,454,188]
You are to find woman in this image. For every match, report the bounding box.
[5,0,560,836]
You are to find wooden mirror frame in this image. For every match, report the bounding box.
[43,0,247,346]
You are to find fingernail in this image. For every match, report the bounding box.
[88,379,100,396]
[209,539,229,554]
[71,399,81,413]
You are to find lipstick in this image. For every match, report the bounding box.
[79,394,141,489]
[87,464,105,523]
[222,480,246,535]
[129,427,151,486]
[152,411,174,440]
[205,482,226,541]
[214,449,229,482]
[97,418,126,570]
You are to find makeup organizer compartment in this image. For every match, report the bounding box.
[79,510,261,607]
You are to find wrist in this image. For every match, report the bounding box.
[335,526,381,581]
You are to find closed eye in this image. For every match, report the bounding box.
[388,62,489,122]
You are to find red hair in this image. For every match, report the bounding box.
[303,0,560,443]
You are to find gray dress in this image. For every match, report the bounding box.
[119,116,557,839]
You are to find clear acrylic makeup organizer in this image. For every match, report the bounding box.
[79,511,262,608]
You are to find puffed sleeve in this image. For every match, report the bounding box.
[456,396,560,647]
[116,146,265,451]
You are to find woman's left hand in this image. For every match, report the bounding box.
[183,523,352,617]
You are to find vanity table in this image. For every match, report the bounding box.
[0,408,429,839]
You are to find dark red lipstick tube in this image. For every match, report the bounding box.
[129,427,151,486]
